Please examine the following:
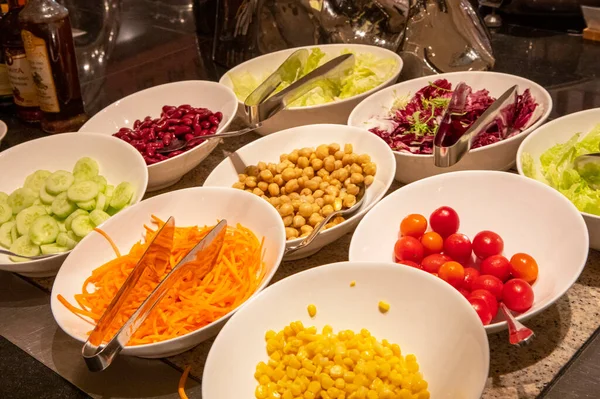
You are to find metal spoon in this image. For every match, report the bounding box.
[499,302,535,346]
[285,186,366,256]
[0,248,57,260]
[573,151,600,190]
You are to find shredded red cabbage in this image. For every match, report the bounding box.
[369,79,539,154]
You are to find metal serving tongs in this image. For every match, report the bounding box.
[82,218,227,372]
[158,51,356,154]
[433,84,519,167]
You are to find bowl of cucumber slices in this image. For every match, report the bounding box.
[0,133,148,277]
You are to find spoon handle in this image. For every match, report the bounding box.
[285,211,340,256]
[499,302,534,346]
[0,248,54,260]
[187,125,259,143]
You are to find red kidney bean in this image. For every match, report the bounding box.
[133,120,141,129]
[162,105,175,114]
[181,118,193,126]
[173,125,192,136]
[209,126,217,134]
[214,111,223,122]
[166,118,181,126]
[200,129,209,136]
[184,133,195,142]
[193,125,202,136]
[201,120,211,129]
[208,116,219,126]
[167,150,184,158]
[146,147,156,157]
[179,104,192,110]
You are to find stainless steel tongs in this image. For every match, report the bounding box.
[82,218,227,372]
[433,84,518,167]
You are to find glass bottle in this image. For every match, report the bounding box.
[19,0,88,133]
[1,0,42,121]
[0,7,15,107]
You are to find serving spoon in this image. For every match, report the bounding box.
[0,248,56,260]
[500,302,535,346]
[573,149,600,190]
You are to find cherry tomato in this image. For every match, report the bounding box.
[421,231,444,254]
[429,206,460,238]
[396,259,422,269]
[470,289,499,319]
[480,255,511,282]
[502,279,534,313]
[438,261,465,288]
[443,233,472,263]
[472,230,504,259]
[400,214,428,238]
[421,253,451,273]
[509,253,539,284]
[463,267,480,291]
[468,297,493,325]
[472,275,504,300]
[394,236,425,263]
[458,288,471,299]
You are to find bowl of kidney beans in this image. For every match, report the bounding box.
[112,104,223,165]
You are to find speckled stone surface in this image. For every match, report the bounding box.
[29,118,600,398]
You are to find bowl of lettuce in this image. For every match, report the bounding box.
[517,108,600,250]
[219,44,402,135]
[348,71,552,184]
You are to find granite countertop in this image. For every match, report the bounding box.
[1,1,600,397]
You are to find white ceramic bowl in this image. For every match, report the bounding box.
[203,261,490,399]
[349,171,589,333]
[204,124,396,260]
[219,44,403,135]
[517,108,600,250]
[51,187,286,358]
[0,133,148,277]
[348,71,552,184]
[80,80,238,191]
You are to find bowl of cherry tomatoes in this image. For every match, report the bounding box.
[349,170,589,333]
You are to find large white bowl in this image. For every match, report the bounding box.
[51,187,286,358]
[516,108,600,250]
[348,71,553,184]
[349,171,589,333]
[219,44,403,135]
[80,80,238,191]
[203,261,490,399]
[0,133,148,277]
[204,124,396,260]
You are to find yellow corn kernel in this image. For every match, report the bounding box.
[350,280,356,287]
[412,378,428,392]
[256,384,268,399]
[321,374,335,390]
[335,378,345,389]
[304,392,315,399]
[417,391,430,399]
[290,383,302,396]
[330,365,343,379]
[378,301,390,313]
[327,387,341,398]
[307,304,317,318]
[282,390,294,399]
[366,390,379,399]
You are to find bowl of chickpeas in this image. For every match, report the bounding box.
[204,124,396,259]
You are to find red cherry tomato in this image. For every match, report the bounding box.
[438,261,465,288]
[472,275,504,300]
[468,297,493,325]
[458,288,471,299]
[443,233,472,263]
[429,206,460,238]
[421,231,444,254]
[472,230,504,259]
[396,259,422,269]
[480,255,511,282]
[394,236,425,263]
[470,289,499,319]
[421,253,451,274]
[400,214,427,238]
[509,253,539,284]
[502,279,534,313]
[463,267,480,291]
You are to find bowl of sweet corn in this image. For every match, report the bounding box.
[203,261,490,399]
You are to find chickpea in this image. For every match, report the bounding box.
[334,160,343,170]
[350,173,364,185]
[329,143,341,154]
[315,197,325,208]
[323,194,335,205]
[325,222,336,229]
[333,216,345,225]
[323,174,331,183]
[304,178,319,191]
[288,151,299,164]
[317,169,329,178]
[312,176,323,184]
[319,181,330,191]
[349,153,359,165]
[267,183,280,197]
[259,169,274,183]
[257,161,267,172]
[303,166,315,179]
[268,163,277,174]
[283,215,293,227]
[285,179,299,193]
[281,167,296,182]
[245,176,257,188]
[299,147,313,158]
[245,188,253,193]
[238,173,248,183]
[325,185,340,197]
[300,188,312,196]
[294,167,303,179]
[276,162,288,174]
[364,175,374,186]
[280,153,288,162]
[324,158,335,172]
[350,163,363,174]
[245,165,259,177]
[291,199,302,211]
[363,162,377,176]
[304,195,315,204]
[261,195,269,201]
[289,192,300,200]
[358,154,371,165]
[324,155,335,164]
[346,183,360,196]
[273,174,284,186]
[280,195,291,203]
[334,150,345,160]
[321,204,334,217]
[329,178,341,188]
[336,168,349,182]
[309,213,324,227]
[270,197,281,207]
[293,215,306,228]
[280,187,286,195]
[232,181,245,190]
[316,144,329,160]
[309,153,317,161]
[344,143,353,154]
[333,197,343,211]
[257,181,269,192]
[253,187,264,196]
[297,156,310,169]
[299,203,313,218]
[342,154,352,166]
[300,224,314,235]
[285,227,299,240]
[313,189,324,199]
[279,203,294,216]
[343,194,356,208]
[311,158,324,171]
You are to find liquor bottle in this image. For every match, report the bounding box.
[1,0,42,122]
[0,7,15,107]
[19,0,88,133]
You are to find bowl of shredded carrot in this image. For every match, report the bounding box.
[50,187,286,358]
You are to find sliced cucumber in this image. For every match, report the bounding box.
[9,236,40,262]
[76,199,96,211]
[45,205,53,215]
[89,210,110,226]
[40,243,69,255]
[0,202,13,224]
[29,215,59,245]
[8,188,37,214]
[57,221,67,232]
[39,184,56,204]
[24,170,51,193]
[65,209,88,231]
[67,181,99,203]
[51,192,76,219]
[56,232,78,249]
[33,198,42,205]
[67,231,82,243]
[109,182,134,210]
[10,224,18,242]
[92,175,107,193]
[0,192,8,203]
[0,221,15,249]
[95,193,106,211]
[15,205,47,236]
[71,215,95,238]
[105,185,114,198]
[46,170,75,195]
[73,157,99,182]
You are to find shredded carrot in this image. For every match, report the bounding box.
[93,227,121,257]
[178,365,192,399]
[59,217,266,345]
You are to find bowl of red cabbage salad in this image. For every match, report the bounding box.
[366,79,541,155]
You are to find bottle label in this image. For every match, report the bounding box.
[21,30,60,113]
[4,48,39,107]
[0,64,12,97]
